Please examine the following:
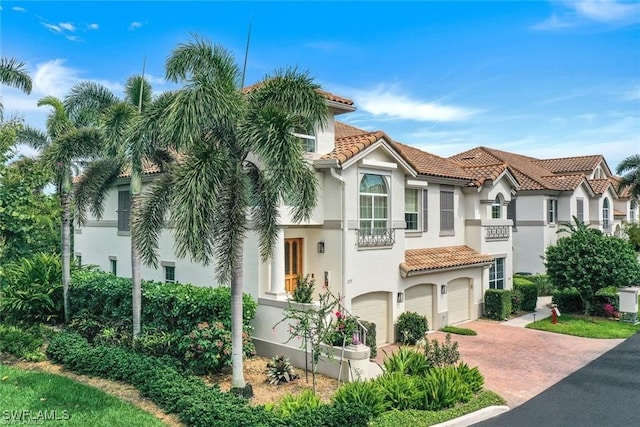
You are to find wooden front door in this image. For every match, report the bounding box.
[284,238,303,293]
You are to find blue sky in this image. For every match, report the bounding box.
[2,1,639,169]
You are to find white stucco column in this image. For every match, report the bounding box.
[266,227,287,299]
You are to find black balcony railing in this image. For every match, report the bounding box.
[357,228,395,247]
[485,225,510,241]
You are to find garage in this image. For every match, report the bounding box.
[404,284,434,331]
[447,278,470,324]
[352,292,389,347]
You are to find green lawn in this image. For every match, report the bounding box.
[0,364,167,427]
[526,314,640,339]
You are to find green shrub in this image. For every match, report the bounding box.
[396,311,429,345]
[415,366,472,411]
[552,287,583,313]
[528,274,555,296]
[0,253,64,324]
[510,287,522,313]
[327,311,359,346]
[360,320,377,359]
[267,389,321,418]
[332,380,385,418]
[440,326,477,336]
[484,289,512,320]
[0,324,47,361]
[266,355,299,385]
[593,286,620,317]
[374,372,422,411]
[456,362,484,393]
[288,402,373,427]
[514,280,538,312]
[417,333,460,368]
[291,274,315,303]
[382,346,430,376]
[134,329,180,357]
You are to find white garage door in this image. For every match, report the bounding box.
[405,284,434,331]
[448,279,470,324]
[352,292,389,347]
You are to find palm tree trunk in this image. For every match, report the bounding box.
[60,175,71,323]
[231,242,246,389]
[131,171,143,339]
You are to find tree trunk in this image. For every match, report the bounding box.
[60,175,71,323]
[231,242,246,389]
[131,170,143,339]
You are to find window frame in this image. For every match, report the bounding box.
[359,173,390,234]
[547,199,558,224]
[576,198,584,223]
[164,266,176,283]
[293,129,316,153]
[489,257,505,290]
[602,198,610,230]
[491,196,501,219]
[110,259,117,275]
[439,188,455,233]
[404,188,419,231]
[117,189,131,232]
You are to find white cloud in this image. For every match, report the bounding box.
[532,13,576,30]
[43,23,62,33]
[59,22,75,32]
[66,35,80,42]
[354,85,479,122]
[623,84,640,101]
[129,21,144,30]
[32,59,82,99]
[12,6,27,12]
[533,0,640,30]
[87,23,99,30]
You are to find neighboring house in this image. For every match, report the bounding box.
[75,91,517,366]
[450,148,635,274]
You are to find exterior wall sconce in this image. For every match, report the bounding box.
[441,284,447,295]
[397,292,404,303]
[317,241,325,253]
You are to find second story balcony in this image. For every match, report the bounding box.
[357,228,396,247]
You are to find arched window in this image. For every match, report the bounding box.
[603,198,610,232]
[491,195,502,219]
[359,174,388,234]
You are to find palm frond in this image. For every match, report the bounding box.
[132,173,176,267]
[15,125,49,150]
[64,81,118,125]
[245,161,279,261]
[616,154,640,199]
[287,164,319,223]
[74,157,124,225]
[127,90,176,153]
[0,57,32,94]
[125,75,153,111]
[37,96,73,139]
[102,102,137,155]
[53,128,104,162]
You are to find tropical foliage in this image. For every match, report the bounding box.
[616,154,640,200]
[0,56,32,117]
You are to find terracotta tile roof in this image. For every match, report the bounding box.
[543,174,588,191]
[588,178,613,195]
[532,155,604,174]
[322,130,388,164]
[400,245,494,276]
[390,141,472,181]
[334,121,369,138]
[461,163,510,187]
[610,176,632,198]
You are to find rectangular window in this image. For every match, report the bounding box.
[422,189,428,232]
[489,258,505,289]
[110,259,117,275]
[164,266,176,283]
[507,198,516,229]
[576,199,584,223]
[547,199,558,224]
[117,190,131,232]
[631,202,637,224]
[491,203,501,219]
[405,189,419,231]
[440,189,454,232]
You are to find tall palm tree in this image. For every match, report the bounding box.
[69,76,172,338]
[133,35,328,390]
[0,57,33,116]
[17,96,102,321]
[616,154,640,200]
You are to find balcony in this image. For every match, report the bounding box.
[485,224,510,241]
[357,228,395,247]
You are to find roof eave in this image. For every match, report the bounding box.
[399,260,494,278]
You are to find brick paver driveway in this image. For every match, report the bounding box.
[376,320,624,407]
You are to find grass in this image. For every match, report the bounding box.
[370,390,505,426]
[526,314,640,339]
[440,326,477,336]
[0,364,166,427]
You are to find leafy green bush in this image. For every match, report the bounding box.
[415,367,472,411]
[396,311,429,345]
[510,287,522,313]
[266,355,299,385]
[374,372,422,411]
[360,320,377,359]
[332,380,385,418]
[440,326,477,336]
[291,274,314,303]
[592,286,620,317]
[0,253,64,324]
[267,389,321,418]
[552,287,583,313]
[327,311,359,346]
[382,347,430,376]
[0,324,47,361]
[417,333,460,368]
[288,402,373,427]
[528,274,555,296]
[456,362,484,393]
[484,289,512,320]
[514,280,538,312]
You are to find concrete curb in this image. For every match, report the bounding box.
[432,405,510,427]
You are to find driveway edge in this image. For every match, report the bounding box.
[432,405,510,427]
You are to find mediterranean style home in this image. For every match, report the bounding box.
[74,90,635,368]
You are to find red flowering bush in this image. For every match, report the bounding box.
[602,303,618,318]
[328,311,359,346]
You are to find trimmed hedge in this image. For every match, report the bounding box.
[552,287,583,313]
[70,270,257,332]
[513,278,538,312]
[484,290,512,320]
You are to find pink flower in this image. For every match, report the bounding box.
[335,311,341,318]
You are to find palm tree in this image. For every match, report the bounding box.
[68,76,172,338]
[133,35,328,391]
[17,96,102,321]
[0,57,33,116]
[616,154,640,200]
